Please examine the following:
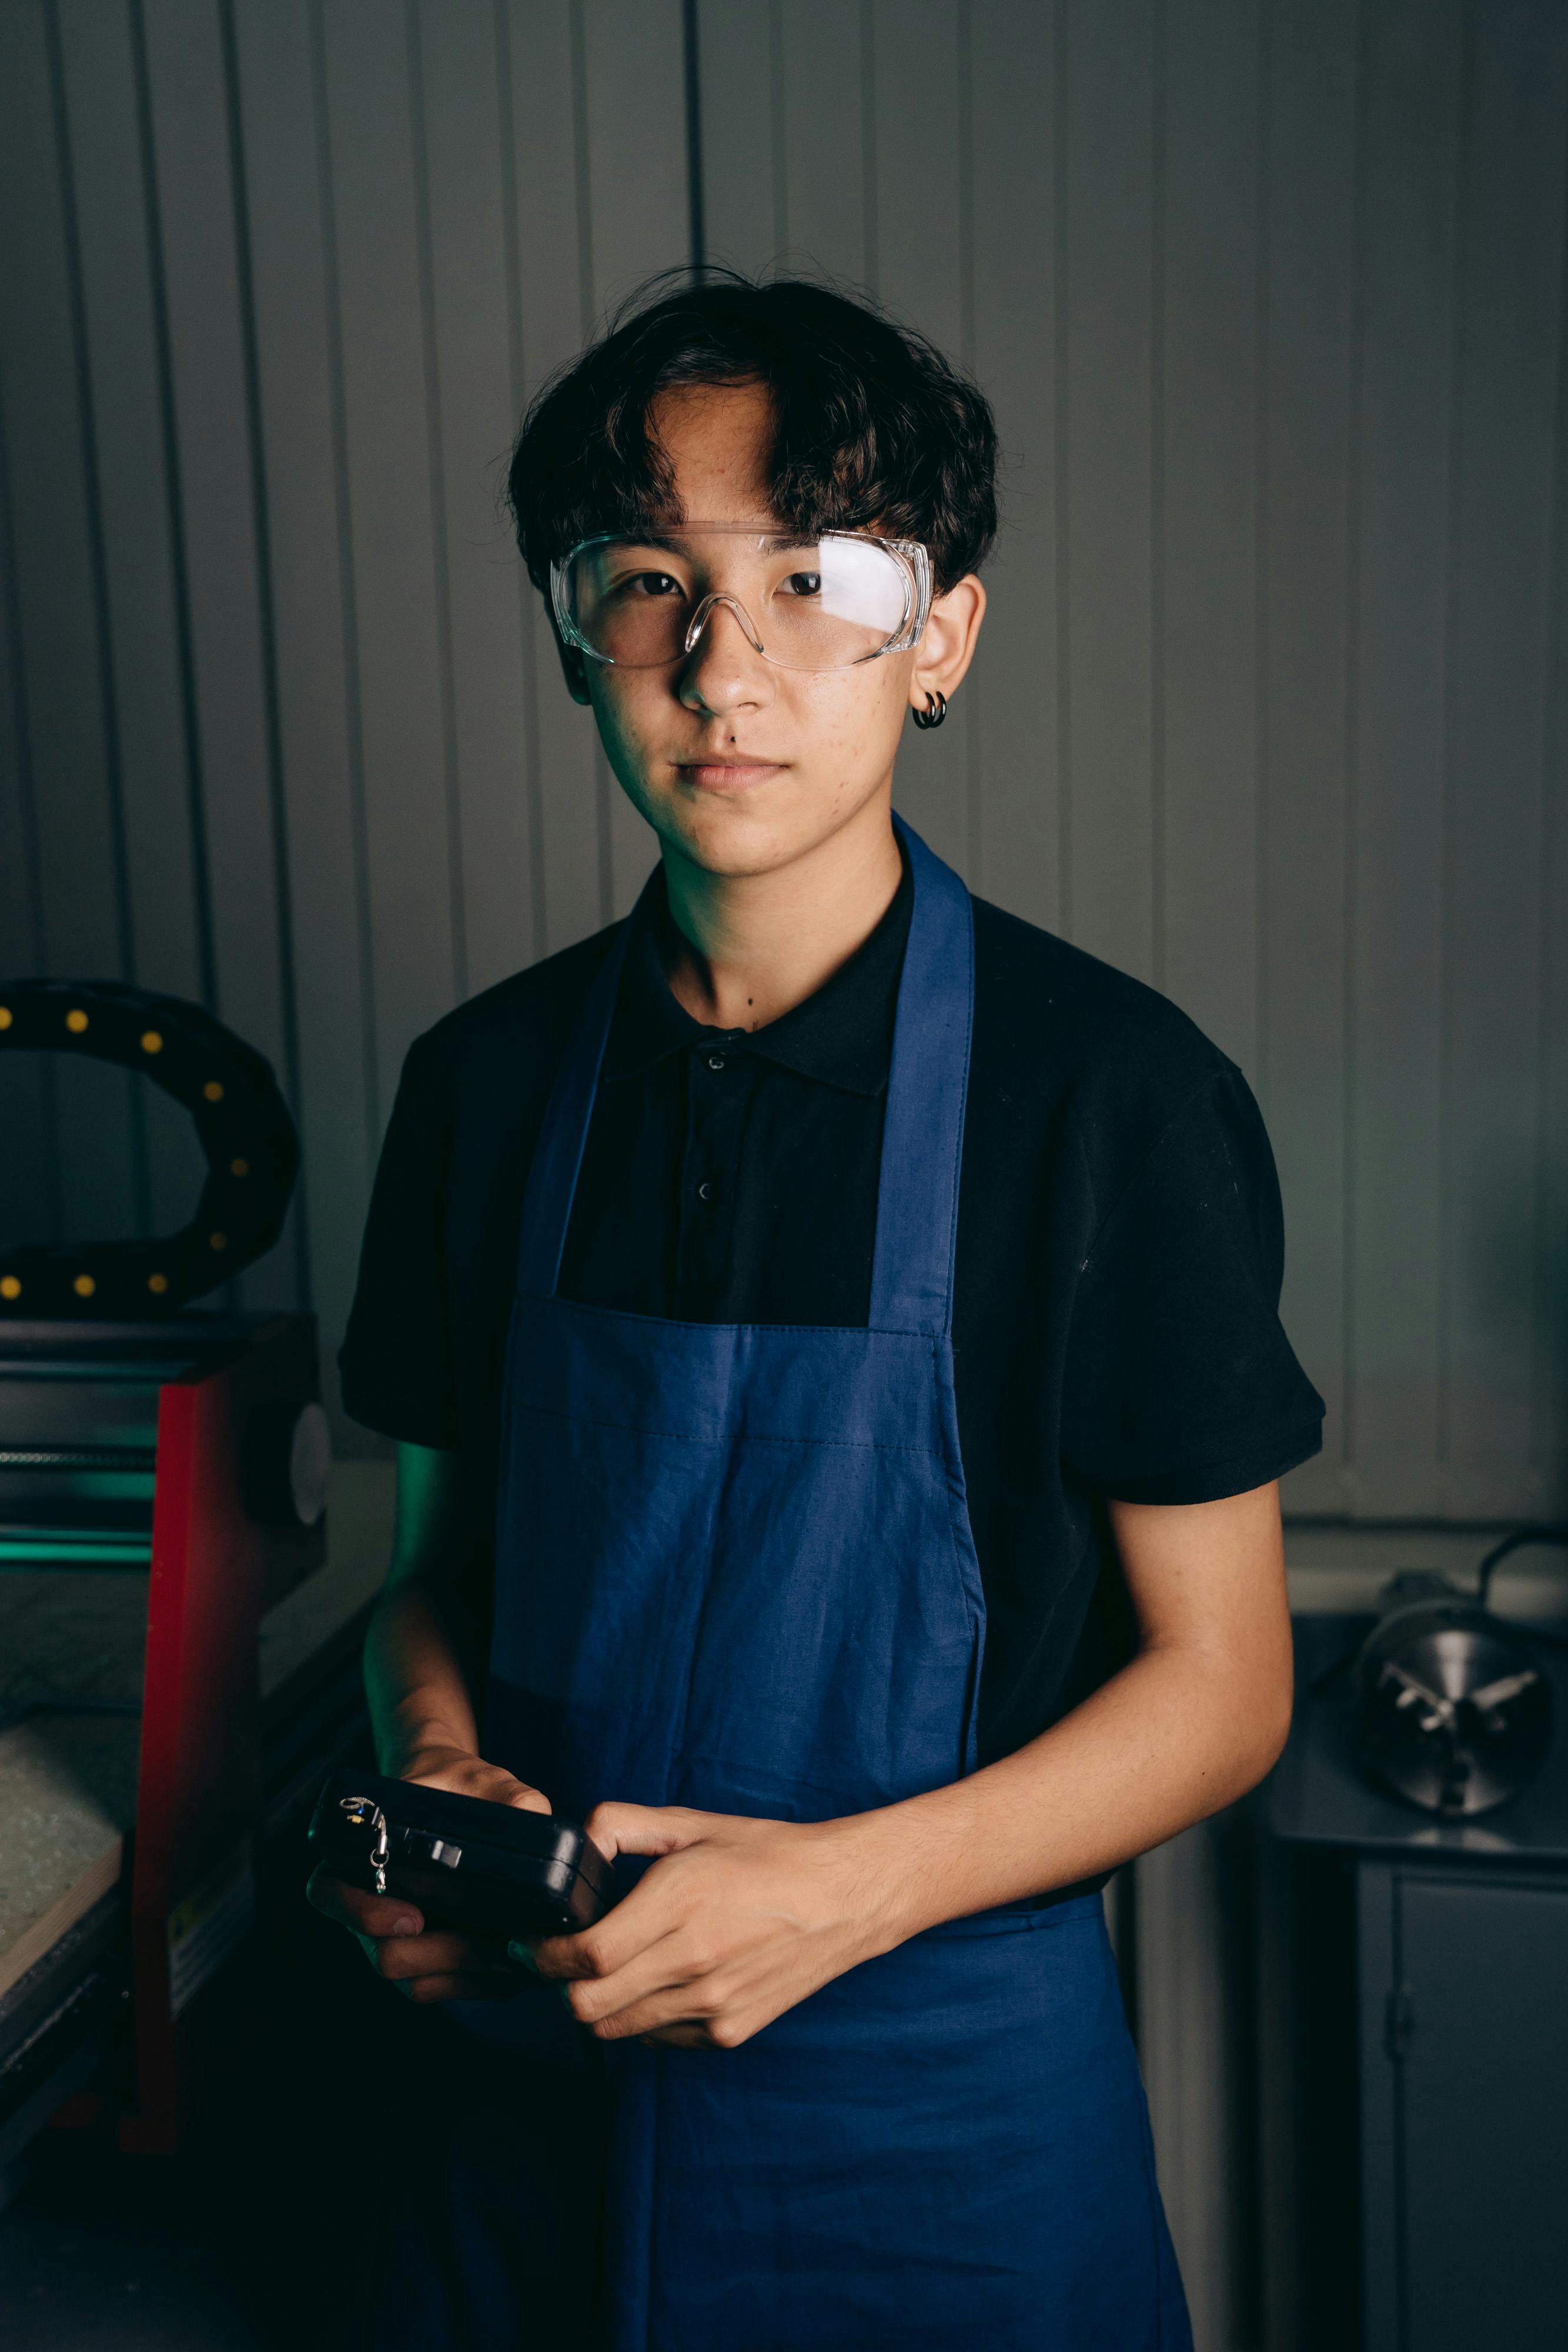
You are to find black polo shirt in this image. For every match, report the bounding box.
[340,854,1323,1768]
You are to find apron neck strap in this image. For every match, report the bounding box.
[516,823,974,1336]
[514,916,631,1298]
[869,819,974,1338]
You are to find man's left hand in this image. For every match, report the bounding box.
[526,1803,900,2050]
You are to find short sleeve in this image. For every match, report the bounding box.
[1061,1067,1324,1503]
[338,1035,461,1448]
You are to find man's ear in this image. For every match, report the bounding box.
[909,574,987,716]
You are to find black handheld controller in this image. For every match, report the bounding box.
[307,1769,616,1942]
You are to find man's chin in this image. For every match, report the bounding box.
[644,791,828,880]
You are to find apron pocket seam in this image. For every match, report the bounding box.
[514,1399,941,1455]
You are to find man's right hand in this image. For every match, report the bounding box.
[306,1748,552,2003]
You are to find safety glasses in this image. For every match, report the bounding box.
[551,525,933,674]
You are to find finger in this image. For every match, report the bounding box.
[628,1989,772,2049]
[529,1865,690,1984]
[396,1970,522,2005]
[559,1928,703,2026]
[581,1801,711,1865]
[307,1865,423,1940]
[587,1983,743,2045]
[404,1759,553,1815]
[367,1930,513,1983]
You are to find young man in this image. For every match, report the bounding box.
[317,274,1321,2350]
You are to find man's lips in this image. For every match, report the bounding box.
[673,757,788,789]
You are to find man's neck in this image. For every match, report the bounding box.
[658,795,904,1033]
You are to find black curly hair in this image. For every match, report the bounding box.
[507,269,998,598]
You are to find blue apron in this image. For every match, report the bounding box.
[464,824,1188,2349]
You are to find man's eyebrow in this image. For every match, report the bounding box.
[596,525,825,556]
[602,529,689,557]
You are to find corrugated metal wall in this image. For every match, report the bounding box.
[2,0,1566,1519]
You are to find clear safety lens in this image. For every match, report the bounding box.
[555,529,926,671]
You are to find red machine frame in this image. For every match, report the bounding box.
[119,1314,323,2151]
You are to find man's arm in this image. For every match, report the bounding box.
[307,1441,550,2000]
[533,1481,1293,2047]
[363,1442,499,1788]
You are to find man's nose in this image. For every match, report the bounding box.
[678,594,772,714]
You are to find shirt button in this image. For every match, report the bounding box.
[697,1181,714,1202]
[706,1054,726,1071]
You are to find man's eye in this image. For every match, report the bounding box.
[778,570,823,598]
[623,570,682,599]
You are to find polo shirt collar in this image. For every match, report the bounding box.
[603,853,912,1100]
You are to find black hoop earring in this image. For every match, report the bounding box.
[911,689,948,731]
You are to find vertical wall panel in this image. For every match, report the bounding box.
[55,0,203,1011]
[1348,0,1464,1517]
[1440,1,1568,1518]
[319,0,458,1120]
[871,0,972,878]
[578,0,689,308]
[1541,327,1568,1515]
[696,0,875,289]
[1542,12,1568,1519]
[0,409,54,1253]
[695,0,777,273]
[140,0,301,1309]
[968,1,1060,928]
[1158,0,1260,1074]
[777,1,874,286]
[766,0,879,287]
[232,0,375,1396]
[138,4,286,1070]
[56,0,209,1242]
[1261,0,1359,1518]
[416,0,538,1000]
[1061,0,1156,980]
[579,0,693,918]
[867,0,965,482]
[504,0,604,959]
[0,0,139,1250]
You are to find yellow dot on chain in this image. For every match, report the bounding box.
[148,1272,169,1295]
[203,1080,224,1101]
[66,1008,89,1034]
[0,1275,20,1299]
[73,1273,96,1297]
[0,1006,12,1029]
[141,1030,163,1054]
[229,1157,249,1178]
[209,1231,228,1251]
